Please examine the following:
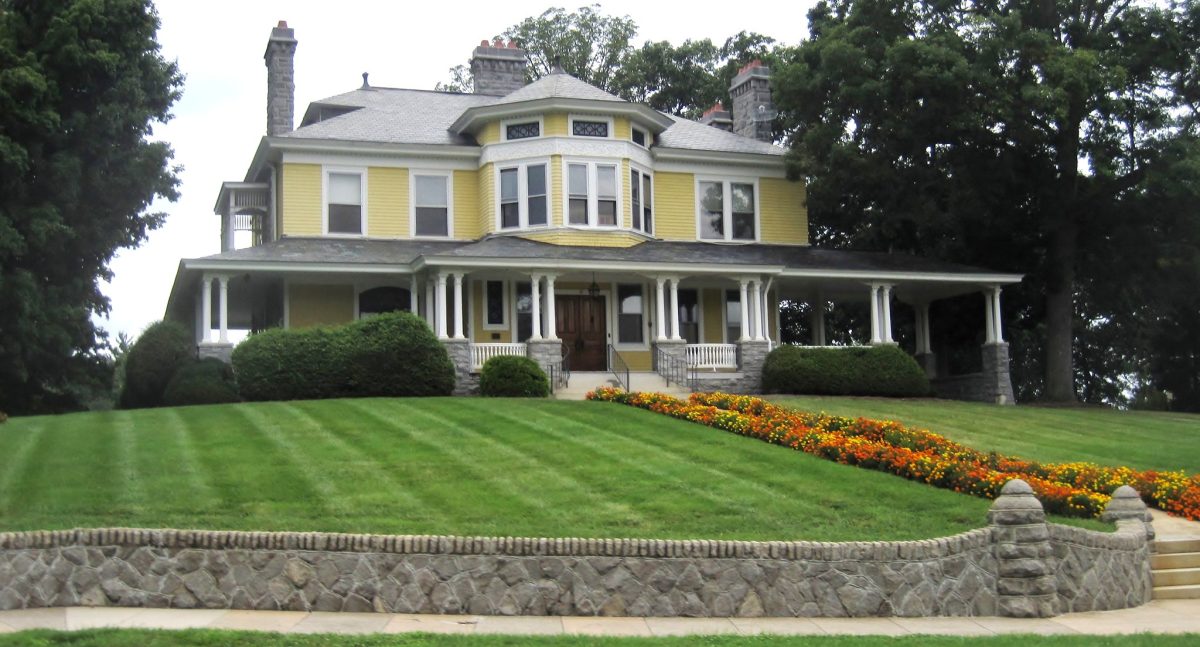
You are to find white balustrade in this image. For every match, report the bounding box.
[685,343,738,370]
[471,343,528,370]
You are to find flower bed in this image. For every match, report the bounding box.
[587,388,1200,520]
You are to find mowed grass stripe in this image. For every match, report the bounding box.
[159,408,221,510]
[394,400,651,528]
[110,410,148,512]
[0,422,45,515]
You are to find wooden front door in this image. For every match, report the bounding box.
[557,295,607,371]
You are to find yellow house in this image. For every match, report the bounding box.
[166,24,1021,399]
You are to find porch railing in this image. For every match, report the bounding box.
[545,342,571,394]
[685,343,738,370]
[471,342,527,371]
[607,344,630,392]
[655,346,698,392]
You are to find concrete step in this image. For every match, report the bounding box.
[1152,552,1200,570]
[1153,584,1200,600]
[1153,567,1200,587]
[1156,539,1200,554]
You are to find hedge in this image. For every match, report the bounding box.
[480,355,549,397]
[233,312,454,401]
[163,358,241,406]
[120,320,194,409]
[762,344,930,397]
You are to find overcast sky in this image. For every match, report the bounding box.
[99,0,817,340]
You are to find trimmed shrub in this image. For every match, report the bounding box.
[480,355,550,397]
[762,344,930,397]
[120,321,193,409]
[233,312,454,401]
[163,358,241,406]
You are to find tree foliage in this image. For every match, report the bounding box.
[0,0,182,414]
[775,0,1200,405]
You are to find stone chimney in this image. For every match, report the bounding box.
[730,60,774,143]
[264,21,298,136]
[699,102,733,132]
[470,38,527,96]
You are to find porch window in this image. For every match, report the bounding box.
[516,282,533,341]
[498,163,548,229]
[724,289,742,342]
[485,280,506,328]
[617,284,644,344]
[678,289,699,344]
[326,171,363,235]
[631,168,653,234]
[413,174,450,237]
[699,180,757,241]
[566,161,620,227]
[359,286,410,317]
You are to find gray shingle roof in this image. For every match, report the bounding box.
[657,114,783,156]
[489,72,626,105]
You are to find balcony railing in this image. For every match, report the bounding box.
[471,342,527,371]
[685,343,738,370]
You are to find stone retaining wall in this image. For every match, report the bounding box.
[0,481,1152,618]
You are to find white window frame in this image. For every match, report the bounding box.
[500,116,545,142]
[409,170,454,239]
[721,288,742,343]
[631,126,649,148]
[568,114,615,140]
[694,177,761,243]
[630,164,653,236]
[562,158,623,229]
[611,281,650,350]
[494,159,552,230]
[482,279,509,331]
[322,166,368,237]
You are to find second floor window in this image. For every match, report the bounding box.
[327,171,363,235]
[499,162,548,230]
[631,168,653,234]
[505,121,540,140]
[567,161,619,227]
[413,174,450,237]
[572,120,609,137]
[699,180,757,241]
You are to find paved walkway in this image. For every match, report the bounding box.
[0,600,1197,637]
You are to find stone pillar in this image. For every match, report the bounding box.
[981,342,1017,405]
[988,479,1058,618]
[264,21,298,136]
[1101,485,1156,542]
[442,339,475,395]
[527,338,564,375]
[736,340,772,393]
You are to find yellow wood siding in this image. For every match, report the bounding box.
[288,284,354,328]
[702,288,725,343]
[366,167,407,237]
[621,159,632,229]
[477,162,494,235]
[478,122,500,145]
[653,172,696,240]
[759,177,809,245]
[281,163,322,236]
[550,155,563,226]
[454,169,480,239]
[519,230,643,247]
[614,116,632,141]
[544,112,568,136]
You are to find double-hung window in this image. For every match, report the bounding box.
[630,168,653,234]
[566,161,620,227]
[412,173,451,237]
[498,162,549,230]
[326,170,364,235]
[698,179,758,241]
[617,284,644,345]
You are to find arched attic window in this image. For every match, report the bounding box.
[358,286,411,318]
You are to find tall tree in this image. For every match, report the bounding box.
[775,0,1198,402]
[0,0,182,414]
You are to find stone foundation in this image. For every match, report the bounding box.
[931,343,1016,405]
[196,343,234,363]
[0,481,1152,618]
[442,340,476,396]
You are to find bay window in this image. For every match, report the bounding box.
[497,162,549,230]
[698,179,758,241]
[631,168,653,234]
[565,160,621,227]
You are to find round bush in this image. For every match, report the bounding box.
[120,320,193,409]
[480,355,549,397]
[163,358,241,406]
[762,344,930,397]
[233,312,454,402]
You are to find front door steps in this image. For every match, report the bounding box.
[1153,538,1200,599]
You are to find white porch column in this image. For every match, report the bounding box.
[983,290,996,343]
[738,279,750,341]
[545,275,558,340]
[992,287,1004,343]
[669,278,682,340]
[881,284,894,343]
[452,273,465,339]
[424,279,435,327]
[915,302,932,354]
[200,274,213,343]
[655,277,667,340]
[749,280,763,341]
[217,275,230,343]
[435,272,448,339]
[869,284,882,344]
[530,274,543,340]
[409,275,419,314]
[810,301,826,346]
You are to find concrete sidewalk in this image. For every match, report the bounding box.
[0,600,1197,637]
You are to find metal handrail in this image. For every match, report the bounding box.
[655,346,698,392]
[607,344,630,392]
[544,341,572,394]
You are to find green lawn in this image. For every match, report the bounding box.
[0,398,1105,541]
[1,630,1195,647]
[767,396,1200,473]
